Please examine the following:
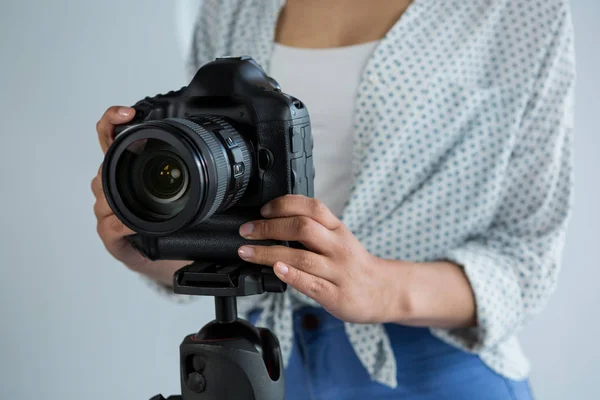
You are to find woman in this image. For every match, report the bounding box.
[91,0,575,398]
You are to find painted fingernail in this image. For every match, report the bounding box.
[238,246,254,260]
[118,107,133,117]
[260,203,272,217]
[239,222,255,237]
[274,262,289,276]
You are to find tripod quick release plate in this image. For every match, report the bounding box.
[173,261,286,297]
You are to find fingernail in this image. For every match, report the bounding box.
[260,203,272,217]
[274,262,289,276]
[239,222,255,237]
[238,246,254,260]
[118,107,133,117]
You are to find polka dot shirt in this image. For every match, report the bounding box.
[181,0,576,388]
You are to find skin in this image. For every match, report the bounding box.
[275,0,413,48]
[92,0,476,328]
[237,196,476,327]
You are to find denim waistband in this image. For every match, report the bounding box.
[249,306,435,345]
[292,307,441,347]
[293,306,344,332]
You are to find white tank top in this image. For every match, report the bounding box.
[269,41,380,217]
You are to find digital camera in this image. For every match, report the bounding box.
[102,56,314,262]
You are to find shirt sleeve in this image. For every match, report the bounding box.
[431,2,575,352]
[185,0,225,78]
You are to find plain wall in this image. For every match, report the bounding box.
[0,1,598,399]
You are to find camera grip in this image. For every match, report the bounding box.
[128,232,283,263]
[287,117,314,198]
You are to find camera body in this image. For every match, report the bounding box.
[102,56,314,262]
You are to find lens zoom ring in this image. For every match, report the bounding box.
[203,116,252,207]
[166,118,229,221]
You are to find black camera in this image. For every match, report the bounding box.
[102,56,314,263]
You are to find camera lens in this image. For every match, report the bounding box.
[142,154,188,201]
[114,138,191,221]
[102,116,253,235]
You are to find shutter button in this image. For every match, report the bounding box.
[301,313,319,330]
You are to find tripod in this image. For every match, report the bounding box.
[150,261,286,400]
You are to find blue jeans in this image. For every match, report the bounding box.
[248,307,534,400]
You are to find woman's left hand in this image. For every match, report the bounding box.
[237,194,405,324]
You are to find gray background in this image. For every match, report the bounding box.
[0,0,598,399]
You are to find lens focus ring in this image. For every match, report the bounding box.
[166,118,229,222]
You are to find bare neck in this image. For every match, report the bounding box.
[275,0,413,48]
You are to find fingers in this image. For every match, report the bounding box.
[96,106,135,153]
[273,261,338,306]
[261,195,341,230]
[97,214,135,248]
[239,216,337,255]
[238,245,337,283]
[91,169,103,199]
[93,191,114,219]
[91,165,114,219]
[93,164,139,267]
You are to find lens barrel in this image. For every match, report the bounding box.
[102,116,253,236]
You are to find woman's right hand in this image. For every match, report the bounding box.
[92,106,189,287]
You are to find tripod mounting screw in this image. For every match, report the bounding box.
[186,372,206,393]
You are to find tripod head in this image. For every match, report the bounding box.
[151,261,286,400]
[173,261,286,297]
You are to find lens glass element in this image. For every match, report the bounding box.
[116,138,191,221]
[142,154,188,201]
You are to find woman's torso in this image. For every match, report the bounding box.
[179,0,573,389]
